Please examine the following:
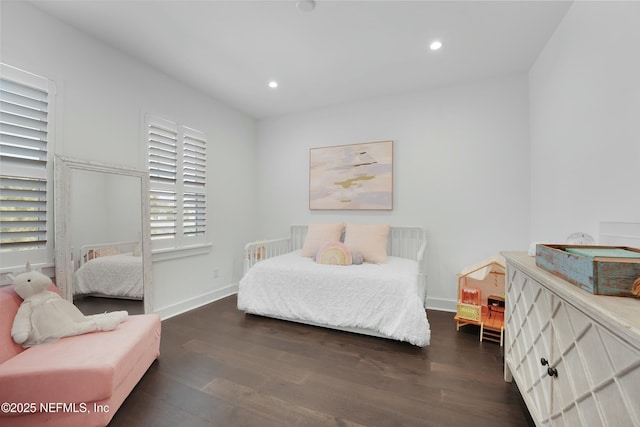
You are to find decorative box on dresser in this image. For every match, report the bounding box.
[502,252,640,427]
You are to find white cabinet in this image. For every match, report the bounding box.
[503,252,640,427]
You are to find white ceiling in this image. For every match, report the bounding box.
[30,0,572,119]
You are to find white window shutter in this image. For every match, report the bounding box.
[0,176,47,251]
[147,118,178,240]
[148,121,178,184]
[182,129,206,187]
[0,77,49,179]
[149,189,177,240]
[183,191,206,237]
[0,65,53,266]
[182,128,206,238]
[146,115,207,248]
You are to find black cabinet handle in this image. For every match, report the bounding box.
[541,358,558,378]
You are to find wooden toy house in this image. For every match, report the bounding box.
[454,255,506,345]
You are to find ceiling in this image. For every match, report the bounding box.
[30,0,572,119]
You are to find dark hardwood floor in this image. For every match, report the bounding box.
[74,295,145,316]
[109,295,532,427]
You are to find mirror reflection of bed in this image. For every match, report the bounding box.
[72,240,145,315]
[68,168,145,315]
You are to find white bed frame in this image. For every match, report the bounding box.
[78,240,139,269]
[74,240,142,300]
[242,225,428,340]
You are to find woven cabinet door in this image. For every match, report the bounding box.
[548,295,640,427]
[505,266,554,426]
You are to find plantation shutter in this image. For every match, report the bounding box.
[0,72,50,255]
[182,128,206,237]
[147,114,207,248]
[148,118,178,240]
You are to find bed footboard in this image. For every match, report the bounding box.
[244,237,291,273]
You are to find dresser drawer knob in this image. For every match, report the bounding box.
[541,358,558,377]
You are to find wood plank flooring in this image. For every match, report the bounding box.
[109,295,533,427]
[74,295,145,316]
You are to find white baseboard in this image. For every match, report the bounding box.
[426,297,456,312]
[154,283,238,320]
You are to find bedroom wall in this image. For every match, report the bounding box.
[105,174,142,243]
[529,1,640,243]
[69,170,110,254]
[256,74,531,310]
[1,1,258,317]
[69,172,141,257]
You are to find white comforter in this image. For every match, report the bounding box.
[238,251,430,346]
[73,253,143,299]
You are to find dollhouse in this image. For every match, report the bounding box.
[454,256,506,345]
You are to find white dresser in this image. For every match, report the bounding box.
[502,252,640,427]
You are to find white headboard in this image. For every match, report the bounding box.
[244,225,427,274]
[289,225,427,262]
[78,240,139,269]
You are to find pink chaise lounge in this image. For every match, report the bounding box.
[0,285,161,427]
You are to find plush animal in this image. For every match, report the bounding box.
[8,262,128,347]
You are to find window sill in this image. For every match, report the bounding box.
[151,243,213,262]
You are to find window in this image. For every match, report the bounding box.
[146,115,207,250]
[0,64,55,269]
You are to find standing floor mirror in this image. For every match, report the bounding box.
[54,156,152,314]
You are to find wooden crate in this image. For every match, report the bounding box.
[535,244,640,297]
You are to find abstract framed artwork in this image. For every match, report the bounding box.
[309,140,393,210]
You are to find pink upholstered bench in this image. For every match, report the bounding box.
[0,285,161,427]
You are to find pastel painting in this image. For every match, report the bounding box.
[309,140,393,210]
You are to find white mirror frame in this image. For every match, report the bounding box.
[54,155,153,314]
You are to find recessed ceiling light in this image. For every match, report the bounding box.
[296,0,316,12]
[268,81,278,89]
[429,40,443,51]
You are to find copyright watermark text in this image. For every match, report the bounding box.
[1,402,110,414]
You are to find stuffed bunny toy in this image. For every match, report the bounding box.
[8,262,128,347]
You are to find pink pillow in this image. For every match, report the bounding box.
[316,241,352,265]
[343,223,390,263]
[301,223,344,257]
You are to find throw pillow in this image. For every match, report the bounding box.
[301,223,344,257]
[343,223,390,263]
[315,241,353,266]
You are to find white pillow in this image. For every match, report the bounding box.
[343,223,390,263]
[301,223,344,257]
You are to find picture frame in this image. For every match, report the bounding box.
[309,140,393,210]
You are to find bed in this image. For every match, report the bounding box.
[72,240,143,299]
[238,225,430,346]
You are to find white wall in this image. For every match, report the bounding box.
[69,170,111,256]
[69,171,142,263]
[257,75,531,310]
[1,1,258,316]
[105,174,142,243]
[529,1,640,243]
[8,0,632,316]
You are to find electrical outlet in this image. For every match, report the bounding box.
[213,269,219,279]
